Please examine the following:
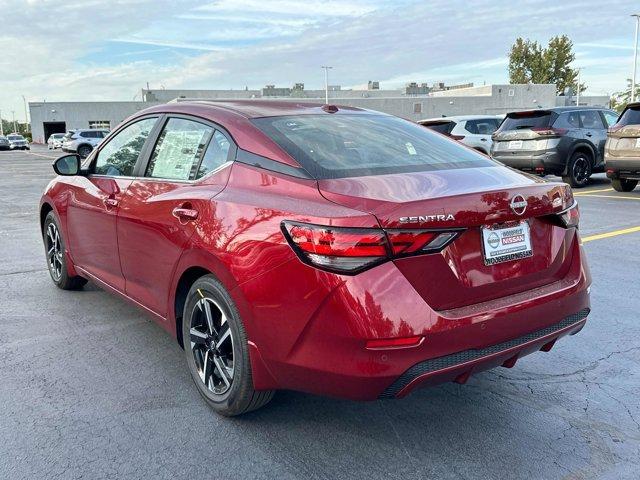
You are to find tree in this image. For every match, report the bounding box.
[610,78,640,112]
[508,35,585,95]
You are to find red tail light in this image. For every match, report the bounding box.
[608,125,622,133]
[281,221,462,274]
[531,127,567,137]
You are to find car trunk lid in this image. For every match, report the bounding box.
[318,166,575,310]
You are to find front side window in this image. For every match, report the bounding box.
[94,117,157,177]
[146,118,214,181]
[253,114,494,179]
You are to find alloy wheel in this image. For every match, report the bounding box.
[572,156,589,185]
[189,295,235,395]
[46,223,63,281]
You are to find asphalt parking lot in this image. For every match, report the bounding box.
[1,145,639,480]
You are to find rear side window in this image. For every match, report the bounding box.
[252,114,494,179]
[618,106,640,126]
[579,111,605,129]
[499,111,554,131]
[94,117,157,177]
[196,131,231,178]
[420,121,455,135]
[553,112,580,129]
[146,118,212,181]
[145,118,231,181]
[464,119,500,135]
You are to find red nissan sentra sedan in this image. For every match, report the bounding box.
[40,101,590,416]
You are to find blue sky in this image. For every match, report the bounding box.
[0,0,638,119]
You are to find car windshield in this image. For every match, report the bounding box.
[8,135,23,140]
[498,111,555,131]
[252,114,494,179]
[618,106,640,126]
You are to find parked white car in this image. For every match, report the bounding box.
[418,115,502,155]
[7,133,30,150]
[61,129,109,157]
[47,133,66,150]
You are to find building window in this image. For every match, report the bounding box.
[508,89,515,97]
[89,120,110,129]
[413,103,423,114]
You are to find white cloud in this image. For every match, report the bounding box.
[1,0,638,120]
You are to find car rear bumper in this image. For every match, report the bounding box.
[492,150,565,174]
[380,308,588,398]
[240,231,591,400]
[606,156,640,180]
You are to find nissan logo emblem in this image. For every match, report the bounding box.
[510,195,527,215]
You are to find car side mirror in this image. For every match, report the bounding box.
[53,154,81,176]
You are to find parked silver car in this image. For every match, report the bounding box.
[7,134,30,150]
[47,133,66,150]
[418,115,502,155]
[61,129,109,157]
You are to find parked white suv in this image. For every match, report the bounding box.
[418,115,502,155]
[61,129,109,157]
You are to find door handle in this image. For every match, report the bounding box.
[172,207,199,221]
[104,197,118,208]
[480,138,487,141]
[585,132,592,137]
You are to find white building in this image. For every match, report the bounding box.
[29,83,609,143]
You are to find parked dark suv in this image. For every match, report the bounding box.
[491,107,619,187]
[605,102,640,192]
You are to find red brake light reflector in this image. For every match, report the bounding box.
[366,336,423,350]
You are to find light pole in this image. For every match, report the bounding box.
[22,95,29,133]
[576,68,582,106]
[11,111,16,133]
[321,66,333,104]
[632,14,640,103]
[0,109,3,136]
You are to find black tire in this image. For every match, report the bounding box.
[562,151,592,188]
[43,211,88,290]
[612,178,638,192]
[182,274,274,416]
[77,144,92,158]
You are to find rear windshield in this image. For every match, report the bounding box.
[498,111,555,131]
[420,121,455,134]
[8,135,23,140]
[618,106,640,126]
[252,114,494,179]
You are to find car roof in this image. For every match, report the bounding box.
[154,100,372,119]
[511,106,613,115]
[418,115,500,123]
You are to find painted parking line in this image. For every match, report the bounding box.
[574,187,614,196]
[25,151,58,159]
[582,226,640,243]
[576,193,640,201]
